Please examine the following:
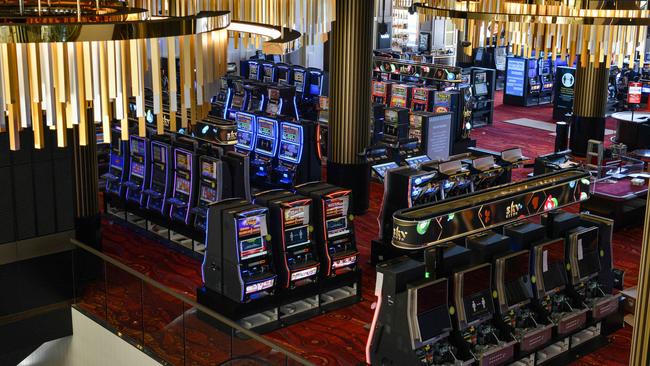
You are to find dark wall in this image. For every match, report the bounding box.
[0,129,74,245]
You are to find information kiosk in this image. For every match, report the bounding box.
[296,182,359,278]
[202,200,277,303]
[390,84,413,108]
[125,135,149,206]
[372,79,392,105]
[104,128,129,198]
[145,137,173,217]
[234,112,257,156]
[168,142,198,226]
[251,116,279,184]
[452,263,516,365]
[255,190,321,289]
[192,155,229,233]
[409,112,453,161]
[273,120,321,187]
[366,257,462,366]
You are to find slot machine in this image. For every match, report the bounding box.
[203,200,277,302]
[247,59,262,80]
[298,67,324,121]
[367,257,463,366]
[382,107,410,146]
[422,159,473,199]
[234,112,257,156]
[264,84,299,120]
[222,151,252,201]
[468,155,504,191]
[538,57,554,104]
[292,65,307,99]
[125,135,149,206]
[104,128,130,198]
[276,63,293,86]
[227,79,246,120]
[411,87,435,112]
[494,251,554,355]
[260,60,276,83]
[273,120,321,187]
[145,137,173,216]
[250,116,279,184]
[371,79,392,105]
[296,182,359,278]
[526,58,541,106]
[214,75,241,119]
[531,239,588,337]
[255,190,320,289]
[470,68,495,127]
[192,155,229,233]
[168,142,198,225]
[243,82,266,114]
[390,84,412,108]
[452,263,516,365]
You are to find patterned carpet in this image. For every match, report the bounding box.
[83,92,638,366]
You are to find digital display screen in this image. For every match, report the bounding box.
[231,94,244,109]
[281,123,301,143]
[539,239,567,293]
[237,131,253,149]
[413,88,428,101]
[506,57,526,97]
[294,70,304,92]
[248,63,259,79]
[200,185,217,203]
[176,151,190,171]
[461,265,493,323]
[285,225,309,248]
[277,68,289,83]
[201,161,216,179]
[463,265,491,297]
[372,162,399,179]
[503,253,531,307]
[263,65,274,82]
[410,174,440,205]
[309,82,320,96]
[130,138,145,155]
[110,154,123,168]
[266,102,279,116]
[474,83,488,96]
[373,81,385,95]
[527,59,538,78]
[131,162,145,178]
[416,281,450,342]
[385,109,398,123]
[268,88,280,101]
[326,216,348,237]
[256,137,274,155]
[257,118,276,138]
[152,144,165,163]
[175,177,190,195]
[325,195,349,219]
[236,113,254,132]
[393,85,406,97]
[237,215,267,260]
[279,142,300,162]
[575,228,600,280]
[406,155,430,168]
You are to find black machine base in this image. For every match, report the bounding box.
[196,269,362,333]
[452,138,477,155]
[327,161,370,215]
[569,116,605,156]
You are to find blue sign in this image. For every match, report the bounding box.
[506,57,526,97]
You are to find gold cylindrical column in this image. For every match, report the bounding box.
[327,0,374,214]
[630,191,650,366]
[569,61,609,156]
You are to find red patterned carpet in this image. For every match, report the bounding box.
[86,93,639,366]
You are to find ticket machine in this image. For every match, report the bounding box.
[411,86,436,112]
[235,112,257,156]
[168,141,198,225]
[250,116,279,184]
[255,190,321,289]
[145,137,173,217]
[125,135,149,206]
[452,263,516,365]
[192,154,229,233]
[227,79,246,120]
[372,79,392,105]
[203,200,278,302]
[273,120,321,187]
[367,257,462,366]
[104,128,130,198]
[264,84,299,120]
[296,182,359,278]
[390,84,413,108]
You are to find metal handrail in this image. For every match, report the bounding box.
[70,238,315,366]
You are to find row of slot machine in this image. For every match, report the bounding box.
[370,148,526,263]
[201,182,360,304]
[504,56,556,107]
[367,210,622,366]
[103,126,251,246]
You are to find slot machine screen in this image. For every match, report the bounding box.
[131,138,145,155]
[325,195,350,238]
[248,63,259,80]
[433,92,450,113]
[405,155,431,169]
[277,68,289,84]
[176,151,190,171]
[413,88,427,102]
[110,155,123,168]
[257,118,276,138]
[414,280,451,343]
[201,161,216,179]
[256,138,274,155]
[538,239,567,293]
[503,252,531,307]
[268,88,280,102]
[474,82,488,97]
[263,65,274,82]
[238,215,267,260]
[231,94,244,109]
[131,162,145,178]
[175,177,191,195]
[461,265,493,323]
[281,123,301,143]
[266,102,279,116]
[236,113,254,132]
[152,144,165,163]
[385,109,398,123]
[279,142,300,162]
[371,161,399,179]
[373,81,385,95]
[527,59,538,78]
[294,70,305,92]
[409,172,439,205]
[237,131,253,149]
[574,228,600,281]
[285,226,309,248]
[309,80,321,96]
[393,85,406,97]
[200,185,217,203]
